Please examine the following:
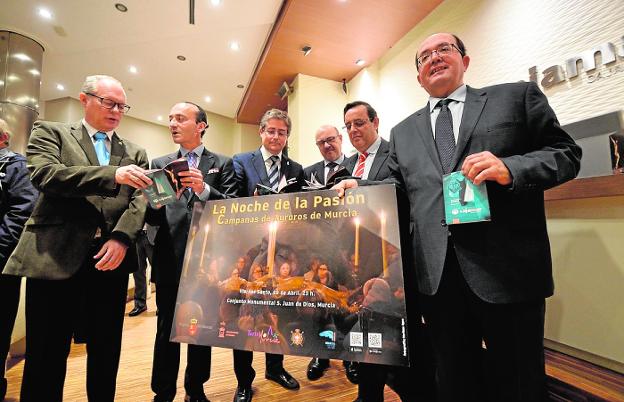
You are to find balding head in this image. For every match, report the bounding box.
[314,125,342,162]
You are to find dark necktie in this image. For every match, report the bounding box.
[268,155,280,191]
[435,98,455,174]
[326,161,338,184]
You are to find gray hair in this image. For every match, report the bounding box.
[259,108,291,135]
[80,75,125,95]
[0,118,10,145]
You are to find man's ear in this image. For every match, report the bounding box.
[0,132,8,146]
[79,92,88,107]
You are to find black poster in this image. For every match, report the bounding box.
[172,184,410,366]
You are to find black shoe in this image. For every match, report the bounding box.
[184,394,210,402]
[232,386,253,402]
[265,369,300,390]
[344,361,359,384]
[306,358,329,380]
[128,305,147,316]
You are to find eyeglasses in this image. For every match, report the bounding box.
[416,43,461,67]
[264,128,288,138]
[343,118,372,131]
[84,92,131,113]
[315,135,338,147]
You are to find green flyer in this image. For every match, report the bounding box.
[443,172,491,225]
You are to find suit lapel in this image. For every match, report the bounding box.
[452,86,487,171]
[251,149,270,185]
[368,139,389,180]
[316,162,326,185]
[342,154,357,174]
[198,149,216,177]
[109,133,126,166]
[280,156,291,180]
[412,106,444,175]
[71,123,100,166]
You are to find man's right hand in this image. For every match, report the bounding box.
[115,165,152,189]
[331,179,359,198]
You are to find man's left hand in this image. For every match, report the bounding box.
[179,168,205,194]
[94,239,128,270]
[461,151,512,186]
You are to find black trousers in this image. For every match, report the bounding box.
[0,273,21,400]
[151,283,212,400]
[20,254,129,402]
[134,230,153,308]
[419,244,547,402]
[233,350,284,388]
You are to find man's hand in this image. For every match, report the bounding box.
[94,239,128,270]
[331,179,359,198]
[461,151,512,186]
[115,165,152,189]
[178,167,206,194]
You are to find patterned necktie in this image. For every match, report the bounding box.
[268,155,280,191]
[353,152,368,178]
[187,151,198,168]
[326,161,338,184]
[93,132,110,166]
[435,98,455,174]
[186,152,198,195]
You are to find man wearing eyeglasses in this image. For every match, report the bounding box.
[4,75,152,402]
[341,101,391,182]
[304,125,345,185]
[231,108,305,402]
[335,33,581,402]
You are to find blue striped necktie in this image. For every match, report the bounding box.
[94,132,110,166]
[268,155,280,191]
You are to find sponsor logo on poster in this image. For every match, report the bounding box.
[319,330,336,350]
[290,329,305,347]
[247,326,280,344]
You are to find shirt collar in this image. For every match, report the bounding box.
[325,154,345,166]
[82,118,114,140]
[180,144,205,157]
[361,136,382,155]
[260,146,282,162]
[428,84,467,113]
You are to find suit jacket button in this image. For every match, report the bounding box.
[441,219,447,227]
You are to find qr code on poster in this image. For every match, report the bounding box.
[350,331,364,347]
[368,333,382,349]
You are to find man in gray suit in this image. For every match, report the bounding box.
[335,33,581,402]
[4,75,151,402]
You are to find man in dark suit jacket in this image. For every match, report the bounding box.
[0,120,38,401]
[146,102,238,402]
[304,125,345,186]
[4,75,152,402]
[341,101,391,182]
[336,33,582,402]
[342,101,435,402]
[231,109,305,402]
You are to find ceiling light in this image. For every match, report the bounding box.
[177,55,186,61]
[204,96,212,103]
[56,84,65,91]
[29,69,40,76]
[13,53,31,62]
[115,3,128,12]
[230,41,240,51]
[301,45,312,56]
[355,59,365,66]
[0,80,4,86]
[157,116,163,121]
[211,0,222,5]
[38,7,52,19]
[129,65,138,74]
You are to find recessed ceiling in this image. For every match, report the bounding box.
[237,0,443,124]
[0,0,282,124]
